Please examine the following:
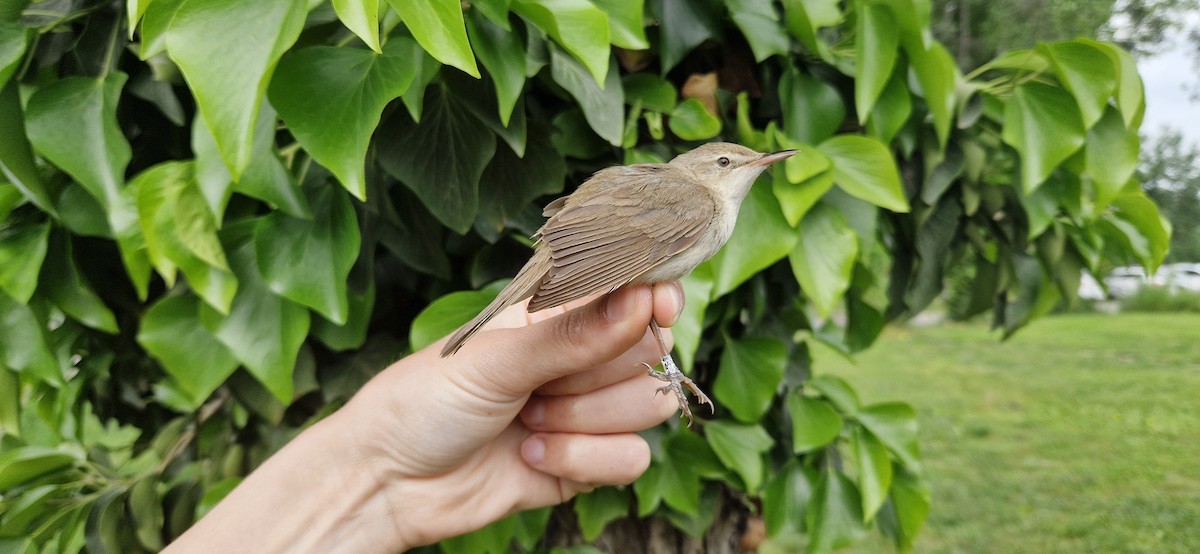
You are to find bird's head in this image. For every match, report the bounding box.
[669,142,797,203]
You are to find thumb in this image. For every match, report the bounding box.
[455,285,656,396]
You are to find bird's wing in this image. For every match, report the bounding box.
[527,165,715,312]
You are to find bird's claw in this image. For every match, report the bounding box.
[642,355,714,427]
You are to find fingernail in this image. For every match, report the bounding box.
[521,436,545,466]
[521,400,545,427]
[605,286,639,321]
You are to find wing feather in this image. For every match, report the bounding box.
[526,165,715,312]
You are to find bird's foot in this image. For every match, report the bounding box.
[642,355,713,427]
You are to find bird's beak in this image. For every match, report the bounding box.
[750,149,799,167]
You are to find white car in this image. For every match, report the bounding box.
[1163,263,1200,293]
[1103,266,1149,299]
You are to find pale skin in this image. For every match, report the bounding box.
[166,282,684,553]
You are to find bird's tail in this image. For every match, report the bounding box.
[439,249,552,357]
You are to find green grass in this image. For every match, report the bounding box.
[817,312,1200,553]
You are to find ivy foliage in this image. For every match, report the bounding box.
[0,0,1167,552]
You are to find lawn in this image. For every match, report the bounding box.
[817,312,1200,553]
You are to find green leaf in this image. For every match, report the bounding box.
[139,294,240,407]
[476,123,567,235]
[395,35,442,122]
[0,218,49,304]
[134,161,238,313]
[653,0,718,73]
[137,0,184,60]
[0,446,77,490]
[269,45,415,200]
[907,42,956,148]
[255,185,360,324]
[467,10,527,127]
[0,82,55,215]
[388,0,479,78]
[727,0,790,62]
[807,468,868,553]
[310,279,375,352]
[166,0,307,178]
[550,47,623,146]
[448,69,528,156]
[333,0,381,52]
[410,284,502,351]
[855,402,920,471]
[704,183,800,298]
[25,74,131,209]
[1093,40,1144,129]
[591,0,648,49]
[790,203,858,317]
[40,232,118,334]
[0,292,59,384]
[780,67,845,145]
[713,335,787,422]
[192,104,310,220]
[200,224,310,402]
[855,3,898,123]
[514,0,611,84]
[762,461,814,536]
[668,98,721,141]
[705,420,773,492]
[1085,106,1138,207]
[0,18,28,89]
[787,392,842,453]
[781,0,841,58]
[810,374,859,415]
[378,85,497,234]
[0,367,17,436]
[573,487,629,541]
[1039,40,1117,130]
[818,135,909,212]
[473,0,512,29]
[889,468,931,551]
[129,479,164,550]
[1110,191,1170,272]
[851,426,893,522]
[866,62,912,145]
[772,137,835,226]
[624,73,677,113]
[1001,82,1086,194]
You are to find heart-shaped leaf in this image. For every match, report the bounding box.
[727,0,789,61]
[166,0,307,178]
[1085,106,1138,207]
[410,283,503,351]
[270,44,416,200]
[25,74,130,209]
[1040,40,1117,130]
[138,294,239,407]
[200,224,310,402]
[851,426,893,522]
[387,0,479,78]
[255,185,359,324]
[713,335,787,423]
[818,135,909,213]
[762,461,815,536]
[780,67,845,145]
[790,203,858,317]
[513,0,610,84]
[332,0,381,53]
[1002,81,1086,193]
[668,98,721,141]
[378,85,497,234]
[573,487,630,541]
[807,468,868,552]
[653,0,719,73]
[467,10,527,127]
[855,402,920,471]
[705,420,774,492]
[787,392,843,453]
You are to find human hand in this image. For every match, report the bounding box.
[340,282,684,549]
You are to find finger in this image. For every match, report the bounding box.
[521,375,679,434]
[520,432,650,486]
[652,281,684,328]
[452,285,655,396]
[536,326,663,395]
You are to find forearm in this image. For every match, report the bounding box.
[165,408,409,553]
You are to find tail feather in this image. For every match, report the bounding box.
[439,249,552,357]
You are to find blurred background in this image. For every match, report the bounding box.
[831,1,1200,551]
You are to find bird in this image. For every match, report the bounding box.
[440,142,797,425]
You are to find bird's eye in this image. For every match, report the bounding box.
[717,157,731,167]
